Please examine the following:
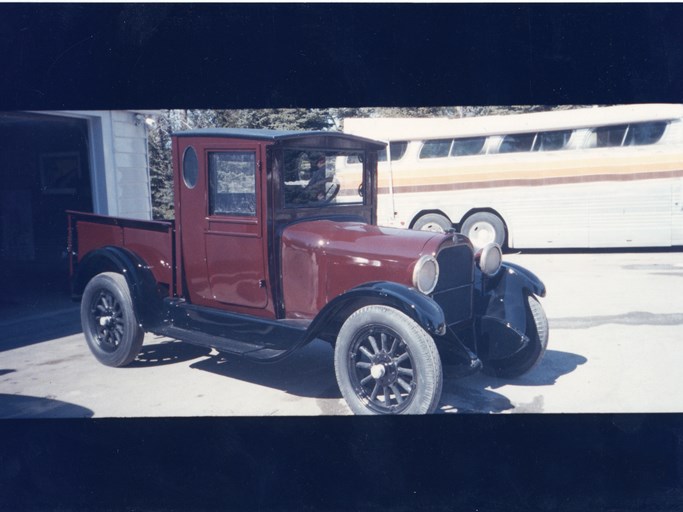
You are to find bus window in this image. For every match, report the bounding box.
[625,121,667,146]
[378,141,408,161]
[499,133,536,153]
[420,139,452,159]
[534,130,572,151]
[451,136,486,156]
[592,124,629,147]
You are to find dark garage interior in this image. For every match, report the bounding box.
[0,112,93,318]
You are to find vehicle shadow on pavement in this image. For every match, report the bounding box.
[129,339,213,368]
[0,393,94,418]
[486,349,588,388]
[0,307,82,352]
[438,349,587,414]
[189,340,342,400]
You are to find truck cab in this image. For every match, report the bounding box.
[172,129,381,318]
[69,128,548,415]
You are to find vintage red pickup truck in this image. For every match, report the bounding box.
[67,128,548,415]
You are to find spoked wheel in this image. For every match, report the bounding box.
[92,289,125,352]
[335,305,442,415]
[81,272,144,367]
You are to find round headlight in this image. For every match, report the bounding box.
[412,255,439,295]
[477,243,502,276]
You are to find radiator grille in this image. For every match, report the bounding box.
[432,244,474,327]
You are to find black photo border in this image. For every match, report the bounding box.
[1,4,682,511]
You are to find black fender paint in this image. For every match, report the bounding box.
[306,281,447,343]
[474,262,546,361]
[74,246,166,329]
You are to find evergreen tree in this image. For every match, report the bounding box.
[148,112,174,220]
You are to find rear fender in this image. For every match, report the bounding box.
[474,262,546,360]
[74,246,166,329]
[305,281,447,344]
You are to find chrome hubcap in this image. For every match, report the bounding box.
[370,364,386,379]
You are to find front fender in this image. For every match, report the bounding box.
[474,262,546,360]
[305,281,447,344]
[499,262,546,298]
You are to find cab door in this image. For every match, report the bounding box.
[204,143,269,309]
[177,137,270,312]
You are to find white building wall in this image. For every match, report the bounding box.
[109,111,153,220]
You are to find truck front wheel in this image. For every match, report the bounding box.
[334,305,443,414]
[81,272,144,367]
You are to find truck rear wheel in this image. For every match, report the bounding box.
[334,305,443,415]
[81,272,144,367]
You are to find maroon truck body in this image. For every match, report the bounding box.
[68,128,548,415]
[68,212,174,291]
[70,130,451,320]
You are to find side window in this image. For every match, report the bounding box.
[535,130,572,151]
[591,124,629,148]
[450,136,486,156]
[182,146,199,188]
[499,133,536,153]
[208,151,257,217]
[378,141,409,162]
[420,139,452,159]
[625,121,667,146]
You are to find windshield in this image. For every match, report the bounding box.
[283,149,365,208]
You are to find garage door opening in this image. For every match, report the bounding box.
[0,112,93,319]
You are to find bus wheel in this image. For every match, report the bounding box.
[413,213,452,233]
[461,212,506,250]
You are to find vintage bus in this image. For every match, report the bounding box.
[342,104,683,249]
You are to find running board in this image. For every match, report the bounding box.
[155,300,311,362]
[159,325,289,361]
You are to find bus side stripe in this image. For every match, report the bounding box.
[379,169,683,195]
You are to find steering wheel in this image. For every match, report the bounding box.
[304,177,340,204]
[320,178,340,204]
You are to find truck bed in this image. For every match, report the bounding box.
[67,211,175,290]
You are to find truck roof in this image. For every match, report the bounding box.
[172,128,385,149]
